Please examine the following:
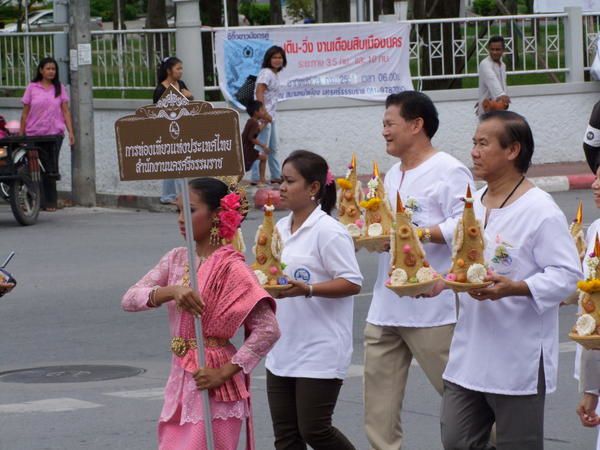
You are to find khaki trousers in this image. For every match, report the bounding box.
[364,322,455,450]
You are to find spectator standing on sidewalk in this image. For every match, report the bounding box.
[477,36,510,115]
[250,46,286,187]
[241,100,269,181]
[19,57,75,212]
[153,57,194,204]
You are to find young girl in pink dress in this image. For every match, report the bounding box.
[122,178,280,450]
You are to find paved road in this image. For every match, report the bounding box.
[0,191,597,450]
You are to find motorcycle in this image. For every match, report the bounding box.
[0,135,60,226]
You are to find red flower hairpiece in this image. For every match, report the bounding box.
[218,193,243,240]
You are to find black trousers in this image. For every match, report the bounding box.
[266,370,355,450]
[36,136,63,209]
[441,357,546,450]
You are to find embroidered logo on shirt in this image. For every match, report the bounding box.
[405,197,421,213]
[491,235,514,266]
[294,268,311,283]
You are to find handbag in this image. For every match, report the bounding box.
[235,75,257,107]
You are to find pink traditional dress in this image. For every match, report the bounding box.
[122,245,279,450]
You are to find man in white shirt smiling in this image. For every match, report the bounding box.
[477,36,510,116]
[364,91,473,450]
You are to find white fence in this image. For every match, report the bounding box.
[0,10,598,93]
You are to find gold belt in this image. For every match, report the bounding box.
[170,336,231,357]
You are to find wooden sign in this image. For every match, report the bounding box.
[114,85,244,181]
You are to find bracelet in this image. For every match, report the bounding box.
[149,286,160,308]
[419,227,432,243]
[305,283,313,298]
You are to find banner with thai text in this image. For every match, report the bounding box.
[534,0,600,12]
[214,22,413,106]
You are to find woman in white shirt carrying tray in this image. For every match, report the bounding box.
[265,150,363,450]
[440,111,582,450]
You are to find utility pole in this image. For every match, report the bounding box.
[174,0,205,100]
[68,0,96,206]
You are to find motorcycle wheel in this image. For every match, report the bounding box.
[0,183,9,200]
[9,167,40,226]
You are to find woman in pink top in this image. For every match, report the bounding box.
[19,57,74,211]
[122,178,280,450]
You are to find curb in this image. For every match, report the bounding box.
[528,174,595,193]
[57,173,596,212]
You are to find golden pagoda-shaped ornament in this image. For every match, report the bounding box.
[336,153,364,238]
[386,193,440,297]
[444,185,490,293]
[570,234,600,349]
[570,201,586,258]
[251,194,290,296]
[355,161,394,252]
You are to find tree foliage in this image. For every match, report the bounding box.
[286,0,314,22]
[240,1,271,25]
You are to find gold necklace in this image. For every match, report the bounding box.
[180,257,207,288]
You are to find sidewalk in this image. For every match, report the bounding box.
[58,161,596,211]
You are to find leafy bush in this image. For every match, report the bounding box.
[472,0,498,16]
[0,5,19,21]
[91,0,138,22]
[91,0,112,21]
[286,0,314,23]
[240,1,271,25]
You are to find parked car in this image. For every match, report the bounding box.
[0,9,103,33]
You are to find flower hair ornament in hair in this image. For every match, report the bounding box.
[326,168,335,186]
[218,193,244,241]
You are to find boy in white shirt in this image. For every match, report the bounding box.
[364,91,473,450]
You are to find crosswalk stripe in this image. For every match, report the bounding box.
[0,398,102,414]
[104,387,164,399]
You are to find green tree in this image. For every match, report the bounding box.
[227,0,239,26]
[270,0,283,24]
[412,0,462,90]
[286,0,314,22]
[321,0,349,22]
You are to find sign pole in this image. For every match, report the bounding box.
[180,177,215,450]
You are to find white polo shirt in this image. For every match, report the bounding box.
[265,206,364,379]
[444,187,582,395]
[366,152,474,328]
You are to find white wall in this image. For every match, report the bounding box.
[1,81,598,197]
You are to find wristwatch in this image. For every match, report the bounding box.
[305,284,314,298]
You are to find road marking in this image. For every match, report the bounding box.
[104,387,164,400]
[0,398,102,414]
